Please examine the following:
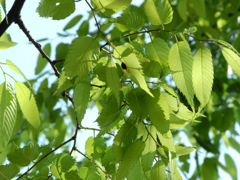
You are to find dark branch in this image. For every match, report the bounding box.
[0,0,26,37]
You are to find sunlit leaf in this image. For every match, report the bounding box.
[37,0,75,20]
[192,47,213,108]
[15,81,41,129]
[175,145,195,157]
[0,164,19,179]
[150,161,166,180]
[144,0,173,25]
[0,82,17,152]
[63,14,82,31]
[0,33,17,50]
[35,43,51,75]
[168,41,194,108]
[177,0,187,21]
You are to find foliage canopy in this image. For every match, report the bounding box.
[0,0,240,179]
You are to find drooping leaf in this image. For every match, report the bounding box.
[168,41,194,108]
[73,80,91,125]
[6,60,32,88]
[0,33,17,50]
[217,40,240,56]
[77,20,89,36]
[114,45,153,96]
[201,158,218,180]
[85,136,94,158]
[61,155,76,172]
[224,154,237,180]
[113,12,145,33]
[65,170,81,180]
[221,47,240,77]
[64,36,99,79]
[156,130,175,153]
[116,140,145,180]
[7,142,40,166]
[0,82,17,153]
[191,0,206,18]
[102,146,116,174]
[15,81,41,129]
[177,0,187,21]
[55,71,72,95]
[145,38,169,68]
[144,0,173,26]
[35,43,51,75]
[0,0,6,15]
[192,47,213,108]
[63,14,82,31]
[175,145,195,157]
[150,161,166,180]
[37,0,75,20]
[169,115,189,129]
[0,163,19,179]
[106,59,120,104]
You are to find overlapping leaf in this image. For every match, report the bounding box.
[0,82,17,152]
[168,41,194,108]
[37,0,75,20]
[0,164,19,179]
[221,47,240,77]
[113,12,145,33]
[73,80,91,124]
[150,161,166,180]
[64,36,99,79]
[192,47,213,108]
[144,0,173,25]
[106,59,120,104]
[116,140,145,180]
[15,81,41,129]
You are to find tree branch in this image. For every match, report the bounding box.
[0,0,26,37]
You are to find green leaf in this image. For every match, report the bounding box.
[77,20,89,36]
[224,154,237,180]
[191,0,206,18]
[85,136,94,158]
[0,163,19,179]
[175,145,195,157]
[221,47,240,77]
[145,38,170,68]
[0,0,6,15]
[168,41,194,108]
[192,47,213,108]
[116,140,145,180]
[114,46,153,97]
[37,0,75,20]
[127,88,148,119]
[6,60,32,88]
[93,137,107,159]
[15,81,41,129]
[217,40,240,56]
[64,36,99,79]
[106,59,120,104]
[63,14,82,31]
[144,0,173,26]
[61,155,76,172]
[156,130,175,153]
[145,89,169,134]
[55,71,72,95]
[141,126,156,173]
[96,94,121,128]
[201,158,218,180]
[0,33,17,50]
[177,0,187,21]
[150,161,166,180]
[7,142,40,166]
[73,80,91,124]
[0,82,17,152]
[35,43,51,75]
[113,12,145,33]
[65,170,81,180]
[92,0,132,13]
[183,26,197,34]
[169,115,189,129]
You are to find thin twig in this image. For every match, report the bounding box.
[80,126,115,136]
[17,137,74,179]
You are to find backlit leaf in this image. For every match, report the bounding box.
[37,0,75,20]
[175,145,195,157]
[221,47,240,77]
[0,164,19,179]
[0,82,17,152]
[64,36,99,79]
[150,161,166,180]
[192,47,213,108]
[63,14,82,31]
[116,140,145,180]
[0,33,17,50]
[35,43,51,75]
[92,0,132,13]
[15,81,41,129]
[168,41,194,108]
[177,0,187,21]
[144,0,173,25]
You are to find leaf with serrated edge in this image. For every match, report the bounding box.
[0,33,17,50]
[144,0,173,25]
[6,60,31,88]
[116,140,145,180]
[73,81,90,124]
[175,145,195,157]
[150,161,166,180]
[168,41,194,108]
[0,82,17,152]
[106,59,120,104]
[64,37,99,79]
[15,81,40,129]
[192,47,213,108]
[221,47,240,77]
[0,163,19,179]
[145,38,170,67]
[100,0,132,12]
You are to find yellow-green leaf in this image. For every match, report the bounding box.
[0,33,17,50]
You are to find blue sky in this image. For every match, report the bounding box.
[1,0,239,179]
